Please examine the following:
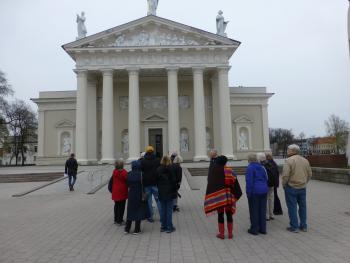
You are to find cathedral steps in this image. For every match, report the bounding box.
[0,173,63,183]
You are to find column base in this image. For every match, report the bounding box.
[193,155,209,162]
[78,159,99,165]
[126,157,139,164]
[100,158,116,164]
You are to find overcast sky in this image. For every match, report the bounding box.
[0,0,349,137]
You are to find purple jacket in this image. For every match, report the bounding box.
[245,162,269,196]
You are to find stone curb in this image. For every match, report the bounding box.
[86,179,109,195]
[12,171,84,197]
[183,167,201,190]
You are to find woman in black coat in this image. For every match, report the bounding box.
[124,160,150,235]
[156,156,177,233]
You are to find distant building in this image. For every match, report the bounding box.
[310,137,337,155]
[1,136,38,166]
[294,138,312,156]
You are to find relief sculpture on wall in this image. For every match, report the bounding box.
[61,132,72,156]
[143,96,167,110]
[238,128,249,150]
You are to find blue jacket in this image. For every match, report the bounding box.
[245,162,268,196]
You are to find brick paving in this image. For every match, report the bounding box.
[0,169,350,263]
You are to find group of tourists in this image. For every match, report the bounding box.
[64,143,312,238]
[204,144,312,239]
[109,146,183,235]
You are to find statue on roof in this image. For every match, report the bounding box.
[216,10,229,37]
[147,0,159,16]
[76,11,87,40]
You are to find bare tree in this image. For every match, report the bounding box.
[0,117,9,145]
[3,100,37,165]
[325,114,349,154]
[0,71,14,147]
[0,70,14,109]
[269,128,295,157]
[298,132,306,141]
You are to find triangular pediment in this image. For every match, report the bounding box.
[63,15,240,50]
[233,115,253,124]
[143,113,167,122]
[56,119,75,128]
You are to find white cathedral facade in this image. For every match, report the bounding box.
[32,14,273,165]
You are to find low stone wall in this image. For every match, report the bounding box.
[311,167,350,185]
[306,155,348,168]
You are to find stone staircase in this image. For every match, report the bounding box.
[188,166,247,177]
[0,173,63,183]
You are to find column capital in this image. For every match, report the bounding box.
[101,69,114,76]
[192,67,205,74]
[166,66,179,72]
[217,66,231,73]
[73,69,88,76]
[127,67,140,75]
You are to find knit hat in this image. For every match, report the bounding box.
[145,146,154,153]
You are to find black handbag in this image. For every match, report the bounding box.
[141,172,149,202]
[233,177,243,201]
[108,176,113,193]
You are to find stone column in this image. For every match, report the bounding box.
[127,68,140,162]
[75,70,88,164]
[210,75,221,152]
[262,104,271,151]
[193,67,208,161]
[86,78,98,164]
[217,66,235,159]
[37,110,45,157]
[167,67,180,155]
[101,69,115,164]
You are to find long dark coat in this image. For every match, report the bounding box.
[156,165,177,201]
[140,153,160,187]
[126,164,150,221]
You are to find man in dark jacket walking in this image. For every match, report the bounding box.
[65,153,78,191]
[140,146,161,222]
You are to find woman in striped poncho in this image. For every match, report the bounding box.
[204,155,241,239]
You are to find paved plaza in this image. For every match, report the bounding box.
[0,169,350,263]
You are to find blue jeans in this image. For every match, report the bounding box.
[160,199,174,231]
[284,185,307,230]
[248,193,267,233]
[144,186,161,219]
[68,175,76,188]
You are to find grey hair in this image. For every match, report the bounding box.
[210,149,218,154]
[247,153,258,163]
[257,152,266,162]
[288,144,300,153]
[173,155,183,164]
[265,151,273,158]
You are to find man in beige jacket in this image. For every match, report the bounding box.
[282,144,312,233]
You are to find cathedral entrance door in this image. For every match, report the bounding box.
[148,128,163,158]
